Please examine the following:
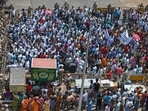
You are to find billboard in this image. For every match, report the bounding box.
[31,58,57,82]
[9,68,26,92]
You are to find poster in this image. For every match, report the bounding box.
[31,68,56,82]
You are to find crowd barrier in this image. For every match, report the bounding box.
[0,100,13,107]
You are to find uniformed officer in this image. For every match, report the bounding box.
[54,1,59,10]
[27,6,33,17]
[63,0,69,10]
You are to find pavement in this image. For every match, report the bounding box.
[6,0,148,9]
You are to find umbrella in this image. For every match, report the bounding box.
[133,34,140,41]
[45,9,52,15]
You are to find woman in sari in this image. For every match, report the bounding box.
[31,96,41,111]
[44,97,50,111]
[21,96,29,111]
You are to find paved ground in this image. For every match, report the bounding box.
[6,0,148,9]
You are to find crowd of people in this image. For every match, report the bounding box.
[7,2,148,76]
[3,1,148,111]
[3,78,148,111]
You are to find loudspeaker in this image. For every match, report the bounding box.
[68,63,77,73]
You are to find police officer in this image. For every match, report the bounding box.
[92,1,98,12]
[54,1,59,10]
[27,6,33,17]
[63,0,69,10]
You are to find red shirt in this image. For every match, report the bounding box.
[26,84,32,92]
[116,67,122,75]
[101,46,108,55]
[124,45,129,53]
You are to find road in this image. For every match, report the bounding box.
[6,0,148,9]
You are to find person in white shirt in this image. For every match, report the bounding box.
[41,87,48,98]
[82,90,88,110]
[125,99,133,111]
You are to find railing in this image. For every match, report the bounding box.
[0,100,13,107]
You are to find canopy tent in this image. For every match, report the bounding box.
[31,58,57,82]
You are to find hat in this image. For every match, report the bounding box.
[67,73,70,76]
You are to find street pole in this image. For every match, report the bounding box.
[77,18,92,111]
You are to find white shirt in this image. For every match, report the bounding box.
[41,88,48,97]
[126,100,133,108]
[83,92,88,102]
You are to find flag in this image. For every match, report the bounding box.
[104,30,114,46]
[119,30,132,45]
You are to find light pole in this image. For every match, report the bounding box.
[77,17,92,111]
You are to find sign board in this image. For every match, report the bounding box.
[129,75,144,81]
[75,79,114,88]
[31,58,57,82]
[9,68,26,92]
[124,85,146,93]
[31,68,56,82]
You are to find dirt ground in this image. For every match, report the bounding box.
[120,0,148,7]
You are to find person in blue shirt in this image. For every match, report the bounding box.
[103,92,111,108]
[87,98,93,111]
[134,96,140,111]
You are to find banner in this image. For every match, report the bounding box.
[31,68,56,82]
[104,30,114,46]
[119,30,132,45]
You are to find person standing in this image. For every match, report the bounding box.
[32,84,40,96]
[82,90,88,110]
[125,98,133,111]
[103,92,111,108]
[21,95,29,111]
[96,92,102,110]
[66,74,72,90]
[27,6,33,17]
[28,95,34,111]
[55,95,62,111]
[44,97,50,111]
[26,82,32,97]
[87,98,93,111]
[31,96,41,111]
[115,99,121,111]
[141,90,147,106]
[50,92,57,111]
[134,96,140,111]
[93,78,100,97]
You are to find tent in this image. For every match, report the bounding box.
[31,58,57,82]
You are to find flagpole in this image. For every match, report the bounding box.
[77,18,92,111]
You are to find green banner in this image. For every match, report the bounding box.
[31,68,56,82]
